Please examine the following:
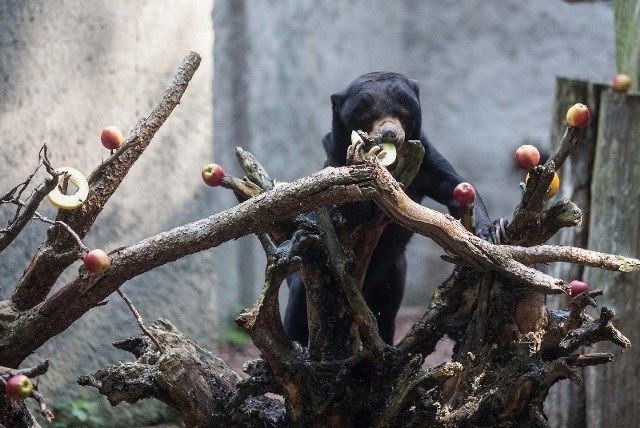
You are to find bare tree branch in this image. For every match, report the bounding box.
[11,51,203,311]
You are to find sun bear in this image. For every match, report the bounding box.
[284,72,494,345]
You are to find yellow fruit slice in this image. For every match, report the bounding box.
[547,172,560,199]
[525,171,559,200]
[47,167,89,210]
[379,143,397,166]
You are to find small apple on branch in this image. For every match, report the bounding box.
[4,374,33,401]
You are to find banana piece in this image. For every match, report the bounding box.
[47,167,89,210]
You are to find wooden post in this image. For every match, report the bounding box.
[614,0,640,87]
[582,89,640,427]
[546,77,606,427]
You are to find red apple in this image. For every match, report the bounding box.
[566,103,590,128]
[201,163,225,187]
[453,182,476,207]
[514,144,540,171]
[612,74,632,92]
[569,279,589,297]
[101,126,124,150]
[84,249,110,274]
[5,375,33,401]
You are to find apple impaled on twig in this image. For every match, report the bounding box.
[4,374,33,401]
[453,182,476,207]
[569,279,589,297]
[84,249,110,274]
[46,167,89,210]
[612,74,632,92]
[202,163,225,187]
[566,103,590,128]
[101,125,124,150]
[515,144,540,171]
[454,182,476,233]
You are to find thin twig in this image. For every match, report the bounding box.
[0,145,60,252]
[30,212,88,252]
[116,289,163,352]
[31,390,55,423]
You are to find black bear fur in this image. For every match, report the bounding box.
[284,72,493,345]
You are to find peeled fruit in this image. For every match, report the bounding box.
[351,130,364,145]
[525,172,559,200]
[101,126,124,150]
[46,167,89,210]
[201,163,225,187]
[5,375,33,401]
[515,144,540,171]
[566,103,590,128]
[612,74,632,92]
[453,182,476,207]
[84,249,110,274]
[379,143,397,166]
[569,279,589,297]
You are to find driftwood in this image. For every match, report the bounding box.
[83,140,634,426]
[1,51,637,426]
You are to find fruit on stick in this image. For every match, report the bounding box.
[5,375,33,401]
[515,144,540,171]
[46,167,89,210]
[201,163,225,187]
[84,249,110,274]
[612,74,632,92]
[569,279,589,297]
[101,126,124,150]
[453,182,476,207]
[566,103,590,128]
[525,171,559,200]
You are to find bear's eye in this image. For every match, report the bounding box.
[345,106,376,131]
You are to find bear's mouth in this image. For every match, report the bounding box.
[353,129,398,167]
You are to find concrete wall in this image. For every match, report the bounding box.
[0,1,214,425]
[213,1,615,309]
[0,0,618,425]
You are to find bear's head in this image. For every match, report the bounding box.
[326,72,422,164]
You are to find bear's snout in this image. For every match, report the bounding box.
[371,117,405,145]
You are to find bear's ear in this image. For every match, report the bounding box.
[409,79,420,99]
[330,92,345,111]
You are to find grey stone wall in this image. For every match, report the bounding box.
[213,1,615,309]
[0,1,214,425]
